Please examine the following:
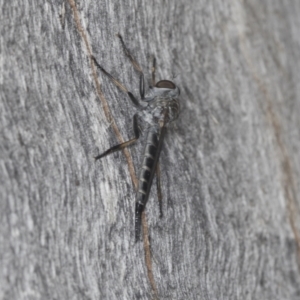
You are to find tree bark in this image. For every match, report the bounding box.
[1,0,300,299]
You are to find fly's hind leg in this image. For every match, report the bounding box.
[95,114,140,160]
[116,33,145,100]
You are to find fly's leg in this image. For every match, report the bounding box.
[95,114,140,160]
[116,33,145,100]
[92,56,141,108]
[156,162,163,218]
[151,56,156,87]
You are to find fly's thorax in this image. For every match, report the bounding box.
[144,97,179,125]
[166,97,180,122]
[140,99,179,125]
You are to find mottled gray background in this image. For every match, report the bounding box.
[1,0,300,299]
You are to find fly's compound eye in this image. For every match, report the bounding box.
[155,80,176,89]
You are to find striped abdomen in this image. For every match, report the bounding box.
[135,128,162,241]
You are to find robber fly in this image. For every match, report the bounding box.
[93,34,180,242]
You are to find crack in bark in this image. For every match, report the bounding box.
[67,0,159,296]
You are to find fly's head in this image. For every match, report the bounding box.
[153,80,180,99]
[142,80,180,125]
[145,80,180,100]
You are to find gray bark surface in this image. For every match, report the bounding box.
[1,1,300,299]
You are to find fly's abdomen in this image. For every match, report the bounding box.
[135,129,159,241]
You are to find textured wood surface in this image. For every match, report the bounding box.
[1,1,300,299]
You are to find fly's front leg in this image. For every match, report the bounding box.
[95,114,140,160]
[156,162,163,218]
[116,33,145,100]
[92,56,142,108]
